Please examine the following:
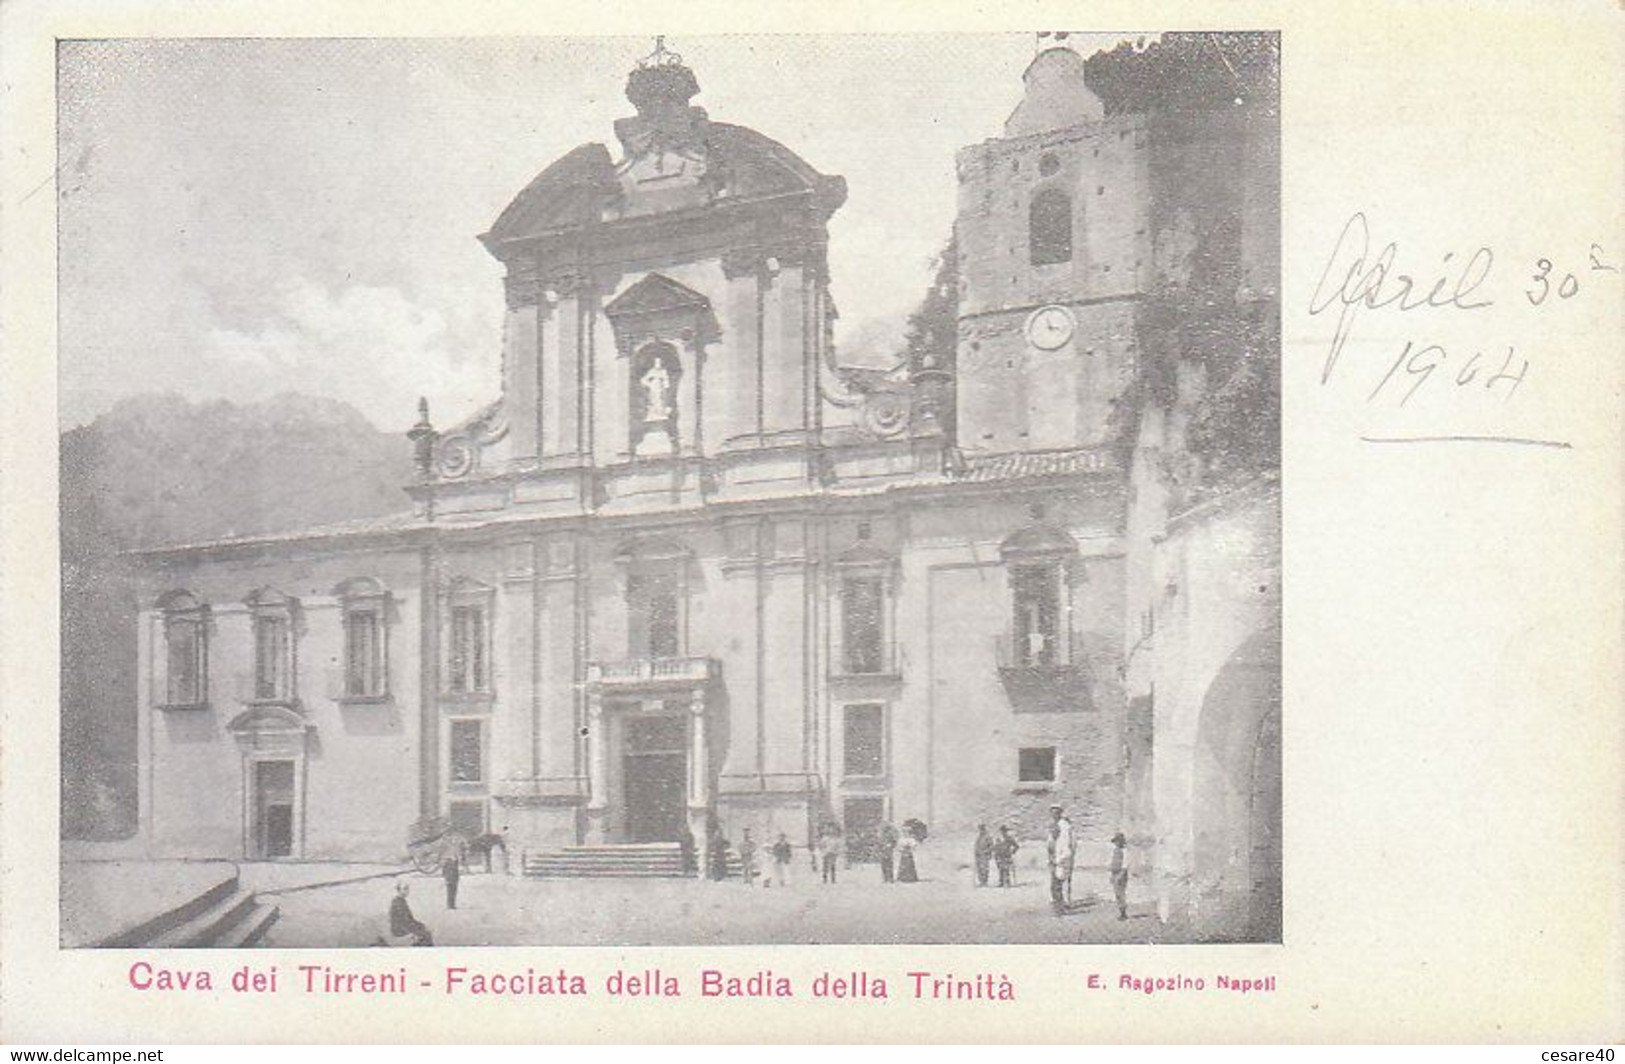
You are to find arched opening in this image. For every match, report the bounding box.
[1190,628,1282,941]
[1029,187,1073,266]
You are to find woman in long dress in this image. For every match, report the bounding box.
[896,833,919,883]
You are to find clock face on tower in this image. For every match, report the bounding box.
[1025,304,1076,350]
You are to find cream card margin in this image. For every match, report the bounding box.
[2,0,1621,1044]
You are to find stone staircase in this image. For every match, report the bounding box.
[523,842,744,879]
[94,869,279,949]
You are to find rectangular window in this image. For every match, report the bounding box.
[1018,746,1057,784]
[1011,566,1061,666]
[648,584,680,658]
[253,615,289,701]
[165,617,204,705]
[344,607,385,698]
[628,573,682,659]
[843,703,886,778]
[841,576,885,674]
[449,719,484,783]
[447,799,487,838]
[449,605,487,693]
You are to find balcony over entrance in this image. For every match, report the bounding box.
[586,655,719,691]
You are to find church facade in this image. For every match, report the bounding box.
[128,38,1280,938]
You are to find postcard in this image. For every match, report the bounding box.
[2,0,1620,1044]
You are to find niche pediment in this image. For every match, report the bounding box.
[604,273,720,358]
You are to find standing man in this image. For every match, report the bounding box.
[1110,831,1130,920]
[1046,804,1075,915]
[441,844,462,911]
[878,821,899,884]
[770,832,793,887]
[973,824,995,887]
[739,828,758,886]
[819,822,842,885]
[994,826,1019,887]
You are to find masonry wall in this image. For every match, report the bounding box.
[1137,483,1282,934]
[139,545,424,860]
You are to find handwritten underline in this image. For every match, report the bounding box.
[1360,434,1572,450]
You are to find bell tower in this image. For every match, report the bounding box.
[953,46,1151,455]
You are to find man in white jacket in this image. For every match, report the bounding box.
[1047,804,1075,915]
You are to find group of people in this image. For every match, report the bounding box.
[1037,805,1131,919]
[831,820,920,885]
[971,824,1023,887]
[696,810,1132,918]
[381,809,1131,944]
[706,821,925,887]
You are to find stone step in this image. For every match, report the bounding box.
[146,888,260,948]
[213,901,280,948]
[522,842,744,880]
[93,872,241,949]
[526,868,692,878]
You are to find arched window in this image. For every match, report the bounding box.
[1029,187,1073,266]
[157,590,209,707]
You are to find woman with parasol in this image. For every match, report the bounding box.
[897,818,927,883]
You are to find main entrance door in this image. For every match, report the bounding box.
[843,797,885,862]
[623,715,687,842]
[252,759,296,858]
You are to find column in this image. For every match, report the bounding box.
[586,689,607,810]
[687,687,708,809]
[686,686,711,880]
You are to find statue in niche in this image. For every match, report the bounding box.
[640,357,673,423]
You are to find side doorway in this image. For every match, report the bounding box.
[251,759,297,859]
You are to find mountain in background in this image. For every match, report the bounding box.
[60,392,414,839]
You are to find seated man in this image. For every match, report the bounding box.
[383,882,433,946]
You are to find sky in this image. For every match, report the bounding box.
[58,34,1147,432]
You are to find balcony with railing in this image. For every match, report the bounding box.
[586,656,720,690]
[994,629,1091,711]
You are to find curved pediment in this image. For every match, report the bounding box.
[333,575,387,600]
[156,589,204,613]
[481,142,618,248]
[244,586,298,610]
[1000,522,1078,560]
[613,534,693,564]
[227,703,309,736]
